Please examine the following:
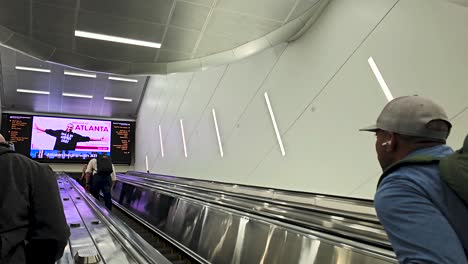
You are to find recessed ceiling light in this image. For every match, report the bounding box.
[16,89,50,95]
[264,92,286,157]
[62,92,93,99]
[15,66,51,73]
[64,70,96,78]
[108,76,138,83]
[75,30,162,48]
[368,57,393,102]
[104,96,133,102]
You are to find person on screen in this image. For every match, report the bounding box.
[34,123,108,150]
[0,133,70,263]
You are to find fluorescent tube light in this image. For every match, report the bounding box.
[104,96,132,102]
[264,92,286,156]
[368,57,394,101]
[145,155,149,172]
[62,92,93,99]
[16,89,50,95]
[64,70,96,78]
[180,119,187,158]
[75,30,161,48]
[212,109,224,157]
[15,66,51,73]
[108,76,138,83]
[159,125,165,158]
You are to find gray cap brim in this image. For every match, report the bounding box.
[359,124,379,132]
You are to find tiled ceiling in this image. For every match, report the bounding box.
[0,0,324,118]
[0,46,146,119]
[0,0,320,64]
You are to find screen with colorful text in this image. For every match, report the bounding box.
[1,114,134,164]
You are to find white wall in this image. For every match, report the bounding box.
[136,0,468,199]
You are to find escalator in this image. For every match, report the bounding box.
[110,204,194,264]
[56,173,172,264]
[109,172,396,264]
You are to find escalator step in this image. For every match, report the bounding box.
[150,241,165,248]
[164,253,181,261]
[172,260,190,264]
[111,206,193,264]
[158,247,172,255]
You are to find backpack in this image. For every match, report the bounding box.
[96,155,113,176]
[378,134,468,206]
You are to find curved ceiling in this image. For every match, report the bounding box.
[0,46,147,119]
[0,0,329,75]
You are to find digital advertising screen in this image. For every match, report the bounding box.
[31,116,111,160]
[1,113,134,164]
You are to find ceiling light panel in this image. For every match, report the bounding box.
[16,89,50,95]
[62,92,93,99]
[64,70,97,78]
[104,96,133,102]
[108,76,139,83]
[75,30,162,48]
[15,66,51,73]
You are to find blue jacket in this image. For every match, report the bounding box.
[375,145,468,264]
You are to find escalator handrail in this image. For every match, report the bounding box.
[120,172,378,222]
[66,175,172,264]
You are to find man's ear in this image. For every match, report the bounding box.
[381,132,397,152]
[387,132,398,152]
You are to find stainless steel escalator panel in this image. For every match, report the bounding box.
[115,175,389,247]
[59,183,100,262]
[67,188,139,264]
[56,174,172,264]
[122,172,378,222]
[112,180,397,264]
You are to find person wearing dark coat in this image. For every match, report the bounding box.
[0,134,70,264]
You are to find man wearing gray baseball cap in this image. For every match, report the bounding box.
[361,95,468,263]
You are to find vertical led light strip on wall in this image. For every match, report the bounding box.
[180,119,188,158]
[264,92,286,156]
[145,155,149,172]
[212,109,224,157]
[158,125,165,158]
[368,57,394,102]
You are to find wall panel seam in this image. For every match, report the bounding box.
[246,0,401,182]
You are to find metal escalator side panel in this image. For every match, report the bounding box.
[57,174,173,264]
[114,176,389,248]
[112,180,397,264]
[122,171,377,220]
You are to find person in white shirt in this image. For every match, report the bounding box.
[85,155,116,210]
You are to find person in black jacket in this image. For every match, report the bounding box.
[0,133,70,263]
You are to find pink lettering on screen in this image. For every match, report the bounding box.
[74,125,109,132]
